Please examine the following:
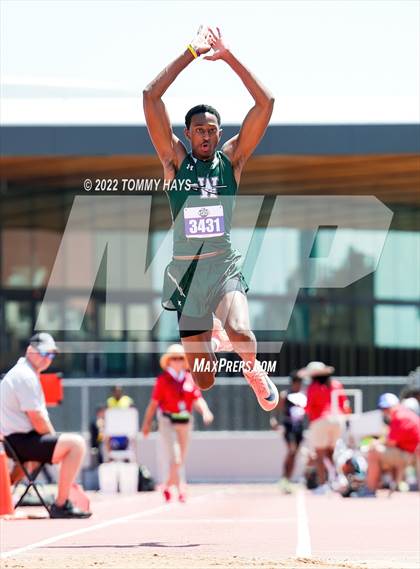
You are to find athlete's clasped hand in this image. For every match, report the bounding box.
[190,25,229,60]
[189,25,214,56]
[203,27,229,61]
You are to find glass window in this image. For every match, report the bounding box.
[306,301,374,346]
[309,228,386,292]
[64,297,96,340]
[2,230,33,287]
[127,303,151,340]
[374,305,420,348]
[241,228,300,295]
[35,301,63,331]
[5,301,32,340]
[98,302,123,340]
[374,231,420,301]
[2,229,61,288]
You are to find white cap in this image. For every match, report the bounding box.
[303,361,335,376]
[401,397,420,415]
[377,392,399,409]
[29,332,58,353]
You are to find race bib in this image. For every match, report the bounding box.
[184,205,225,238]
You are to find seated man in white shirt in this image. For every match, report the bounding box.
[0,333,91,518]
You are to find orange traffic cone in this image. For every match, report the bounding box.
[0,443,14,516]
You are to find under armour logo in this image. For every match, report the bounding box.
[186,164,194,171]
[177,300,182,306]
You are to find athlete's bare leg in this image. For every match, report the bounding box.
[215,290,279,411]
[181,290,278,412]
[181,330,217,390]
[215,290,256,367]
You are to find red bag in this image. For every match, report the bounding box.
[40,373,63,407]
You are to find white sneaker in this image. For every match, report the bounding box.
[278,477,293,494]
[312,483,331,496]
[211,318,233,352]
[243,360,279,412]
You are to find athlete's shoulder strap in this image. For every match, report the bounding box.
[217,150,238,189]
[177,154,192,172]
[218,149,233,166]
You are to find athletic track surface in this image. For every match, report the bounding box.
[1,484,418,569]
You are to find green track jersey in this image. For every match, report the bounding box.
[166,150,238,256]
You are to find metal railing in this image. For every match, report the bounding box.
[47,376,411,433]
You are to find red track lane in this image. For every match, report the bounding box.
[1,485,419,569]
[306,491,420,567]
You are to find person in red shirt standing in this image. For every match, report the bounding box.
[141,344,214,503]
[304,361,351,494]
[364,393,420,495]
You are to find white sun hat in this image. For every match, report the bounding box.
[302,361,335,376]
[159,344,187,370]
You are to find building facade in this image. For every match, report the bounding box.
[1,124,419,379]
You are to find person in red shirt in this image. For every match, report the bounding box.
[366,393,420,494]
[303,361,351,493]
[141,344,214,502]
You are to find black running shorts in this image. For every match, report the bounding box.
[5,430,59,464]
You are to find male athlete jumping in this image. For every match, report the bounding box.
[143,26,278,411]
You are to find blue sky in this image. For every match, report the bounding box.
[1,0,419,124]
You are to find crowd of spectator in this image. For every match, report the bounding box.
[270,361,420,498]
[1,331,418,508]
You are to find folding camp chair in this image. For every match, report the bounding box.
[3,437,51,515]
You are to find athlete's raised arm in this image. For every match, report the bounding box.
[205,28,274,181]
[143,26,213,178]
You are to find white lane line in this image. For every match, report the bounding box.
[0,488,229,560]
[295,488,311,557]
[123,517,296,524]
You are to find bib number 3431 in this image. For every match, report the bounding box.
[184,205,225,238]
